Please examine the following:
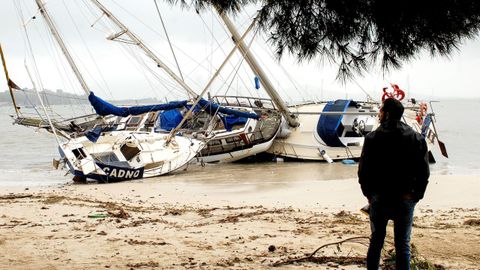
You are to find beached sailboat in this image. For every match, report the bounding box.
[217,12,446,161]
[3,0,283,183]
[79,0,283,164]
[1,0,209,182]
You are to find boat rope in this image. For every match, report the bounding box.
[40,21,90,116]
[63,0,114,99]
[253,27,314,103]
[16,3,62,146]
[153,0,186,88]
[210,11,258,97]
[25,0,89,117]
[221,27,259,97]
[166,16,258,144]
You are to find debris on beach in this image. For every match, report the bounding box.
[0,194,33,200]
[463,219,480,226]
[107,208,130,219]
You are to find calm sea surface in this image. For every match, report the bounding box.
[0,100,478,187]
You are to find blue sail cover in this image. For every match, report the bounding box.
[198,98,260,120]
[88,92,188,117]
[317,100,352,147]
[158,109,184,131]
[220,115,248,132]
[85,126,103,143]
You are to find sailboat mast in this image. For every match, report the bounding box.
[88,0,197,98]
[217,12,299,128]
[35,0,90,96]
[0,44,20,117]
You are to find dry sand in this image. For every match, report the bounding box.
[0,172,479,269]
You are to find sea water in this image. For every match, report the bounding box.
[0,100,478,187]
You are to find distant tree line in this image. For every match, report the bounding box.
[0,89,159,107]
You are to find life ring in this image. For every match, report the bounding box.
[381,83,405,102]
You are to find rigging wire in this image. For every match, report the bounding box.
[210,11,265,98]
[106,0,245,94]
[221,28,259,97]
[256,32,314,102]
[15,0,62,146]
[197,13,246,97]
[209,11,257,97]
[40,20,89,116]
[67,0,114,98]
[22,0,89,117]
[152,0,185,83]
[81,0,192,102]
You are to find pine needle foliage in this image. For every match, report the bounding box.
[167,0,480,81]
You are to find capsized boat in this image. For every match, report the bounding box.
[217,12,447,162]
[0,0,210,183]
[80,0,283,164]
[267,94,443,161]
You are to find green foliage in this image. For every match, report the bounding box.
[165,0,480,81]
[383,244,446,270]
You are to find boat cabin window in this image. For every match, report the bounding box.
[225,136,242,144]
[120,144,141,161]
[207,140,222,146]
[72,148,86,160]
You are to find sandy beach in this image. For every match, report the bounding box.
[1,170,479,270]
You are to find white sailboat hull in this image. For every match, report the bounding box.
[61,131,204,182]
[267,102,436,161]
[198,127,279,163]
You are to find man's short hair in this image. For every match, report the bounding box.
[382,98,404,120]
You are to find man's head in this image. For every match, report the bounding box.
[379,98,404,123]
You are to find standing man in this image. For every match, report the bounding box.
[358,98,430,270]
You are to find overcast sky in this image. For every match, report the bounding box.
[1,0,480,103]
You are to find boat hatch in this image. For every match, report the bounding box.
[120,144,141,160]
[125,116,143,130]
[92,152,119,163]
[72,148,87,160]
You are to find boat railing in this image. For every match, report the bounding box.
[206,128,269,151]
[212,95,277,110]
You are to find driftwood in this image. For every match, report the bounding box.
[271,236,370,267]
[0,194,33,200]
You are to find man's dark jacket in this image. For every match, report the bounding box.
[358,120,430,201]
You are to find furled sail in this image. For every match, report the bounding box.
[89,92,260,125]
[88,92,188,117]
[198,98,260,120]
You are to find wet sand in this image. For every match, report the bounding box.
[1,164,479,269]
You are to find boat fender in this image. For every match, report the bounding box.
[342,159,356,165]
[254,76,261,90]
[319,149,333,163]
[276,118,292,138]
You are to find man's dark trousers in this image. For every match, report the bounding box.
[367,195,417,270]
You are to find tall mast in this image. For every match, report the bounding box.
[35,0,90,96]
[89,0,197,98]
[217,12,299,127]
[0,44,20,117]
